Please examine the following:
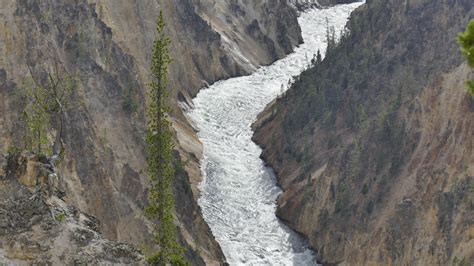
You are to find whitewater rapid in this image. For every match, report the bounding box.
[187,3,363,265]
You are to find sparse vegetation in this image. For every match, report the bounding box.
[361,183,369,195]
[19,62,79,157]
[458,19,474,96]
[453,256,471,266]
[55,213,66,222]
[122,86,139,114]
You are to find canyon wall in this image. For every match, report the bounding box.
[0,0,301,264]
[254,0,474,264]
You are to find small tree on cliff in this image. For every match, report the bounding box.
[311,49,322,66]
[325,18,337,56]
[20,62,78,157]
[458,19,474,96]
[145,10,187,265]
[21,96,49,154]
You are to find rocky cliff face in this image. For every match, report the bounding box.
[0,153,144,265]
[194,0,302,69]
[254,0,474,265]
[0,0,301,264]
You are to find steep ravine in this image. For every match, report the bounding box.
[254,0,474,265]
[188,3,363,265]
[0,0,301,264]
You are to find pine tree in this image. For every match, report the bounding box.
[317,49,322,63]
[145,10,187,265]
[458,19,474,96]
[325,18,336,54]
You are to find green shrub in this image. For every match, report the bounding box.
[55,213,66,222]
[458,19,474,96]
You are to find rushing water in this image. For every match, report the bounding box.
[188,3,363,265]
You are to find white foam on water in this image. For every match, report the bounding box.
[187,3,364,265]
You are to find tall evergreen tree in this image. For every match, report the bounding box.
[145,10,187,265]
[458,19,474,96]
[325,18,336,55]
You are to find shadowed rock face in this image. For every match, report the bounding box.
[0,0,301,264]
[254,0,474,265]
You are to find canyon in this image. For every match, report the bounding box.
[1,0,472,265]
[188,3,362,264]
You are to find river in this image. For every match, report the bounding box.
[187,3,363,265]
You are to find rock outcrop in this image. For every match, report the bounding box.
[0,0,301,264]
[254,0,474,265]
[0,153,144,265]
[194,0,302,70]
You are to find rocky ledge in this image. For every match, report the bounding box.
[0,153,143,265]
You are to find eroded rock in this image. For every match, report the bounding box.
[0,153,144,264]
